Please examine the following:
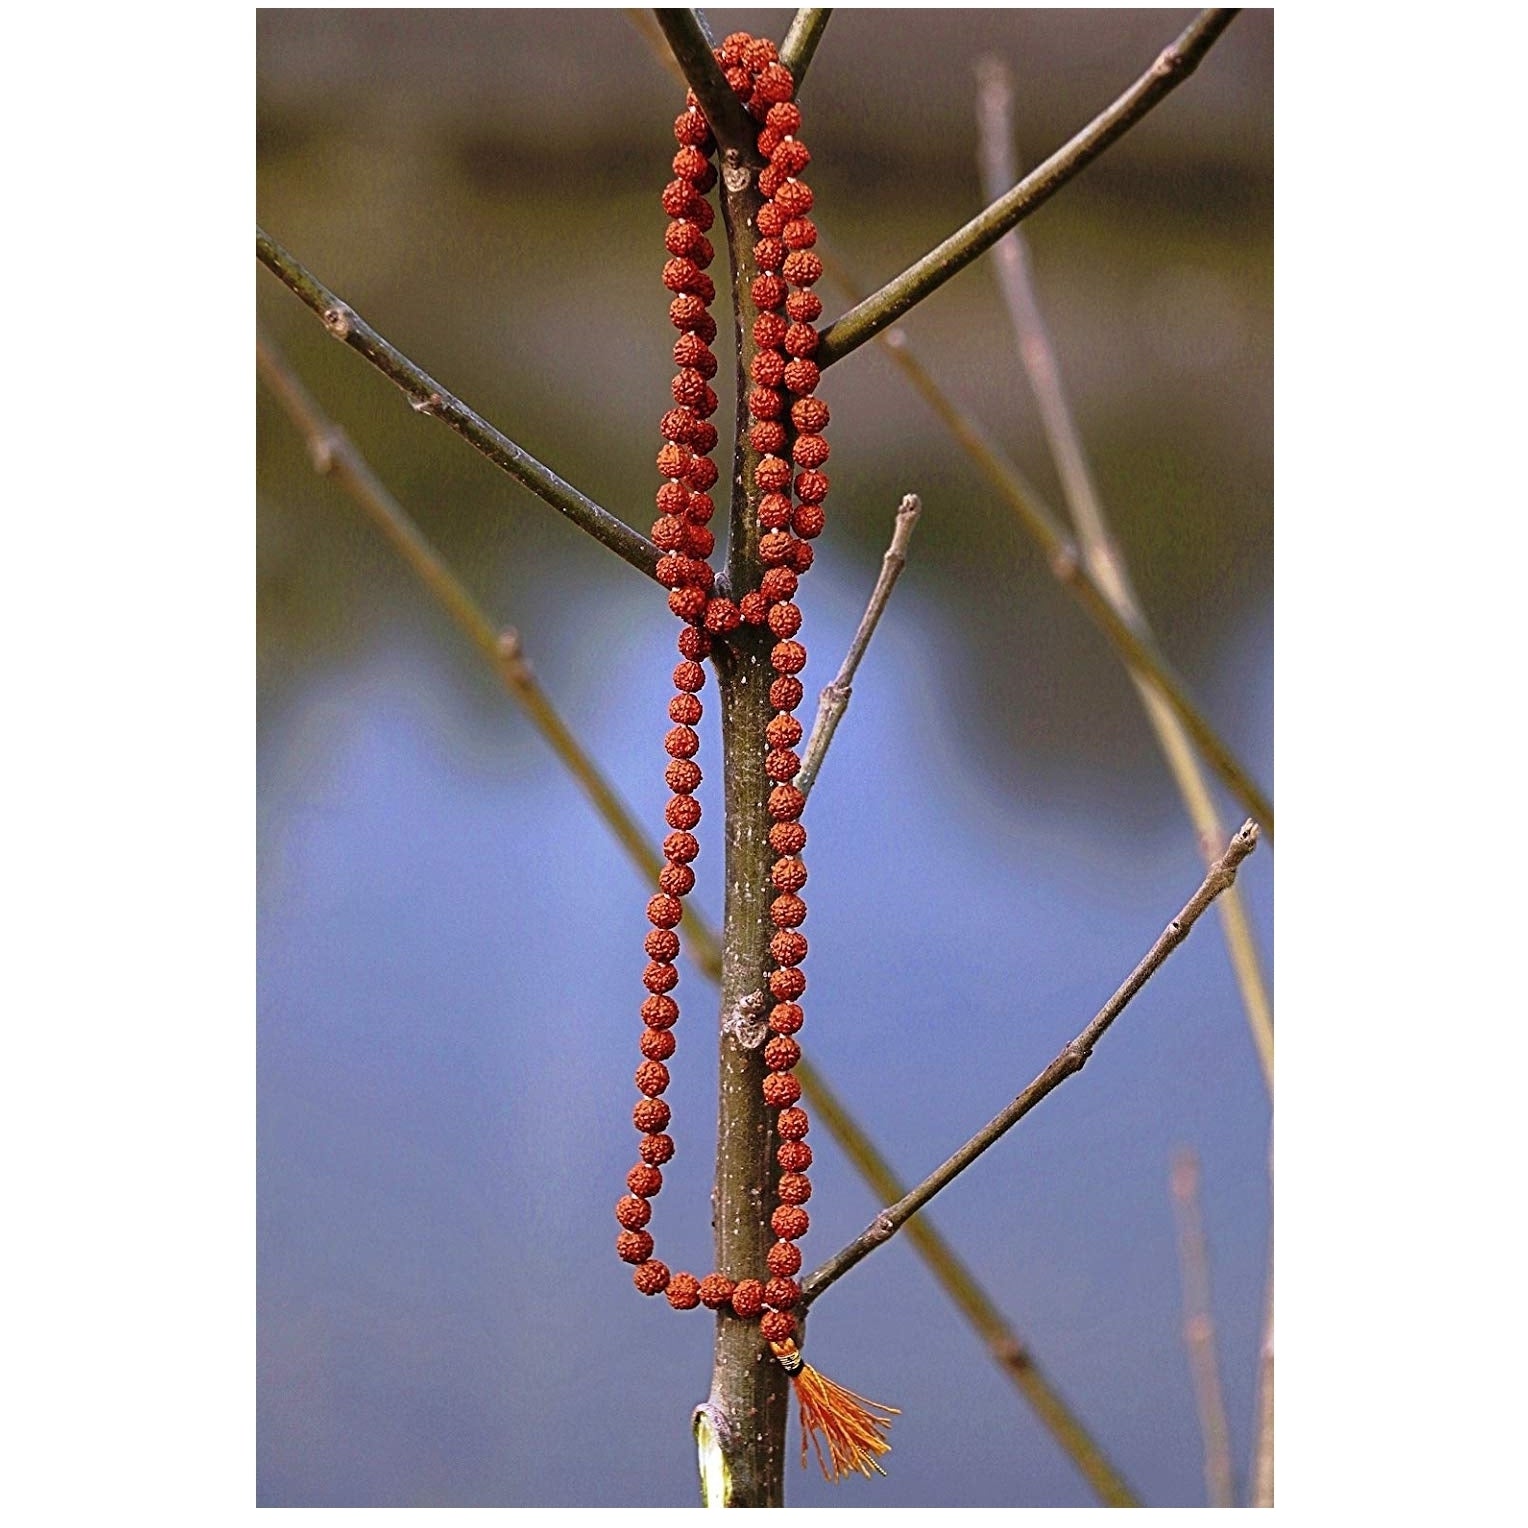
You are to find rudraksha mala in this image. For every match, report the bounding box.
[617,32,896,1484]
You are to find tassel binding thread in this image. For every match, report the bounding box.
[771,1339,899,1481]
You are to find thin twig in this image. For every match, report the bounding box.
[653,9,758,153]
[624,9,686,85]
[780,8,833,86]
[819,250,1273,838]
[802,820,1261,1304]
[1251,1261,1274,1506]
[975,57,1273,1086]
[816,9,1241,369]
[259,338,1139,1506]
[795,493,921,798]
[255,230,660,582]
[1170,1149,1236,1508]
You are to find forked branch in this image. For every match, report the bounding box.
[802,821,1261,1304]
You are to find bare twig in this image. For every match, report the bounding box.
[1170,1149,1236,1508]
[975,58,1273,1087]
[780,8,833,86]
[653,9,759,154]
[802,821,1261,1304]
[795,493,921,798]
[260,339,1139,1506]
[816,10,1241,369]
[1251,1263,1274,1506]
[255,230,660,582]
[819,249,1274,838]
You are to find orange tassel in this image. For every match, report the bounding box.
[771,1339,899,1481]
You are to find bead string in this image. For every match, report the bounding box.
[617,32,895,1482]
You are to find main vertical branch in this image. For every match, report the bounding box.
[697,79,791,1509]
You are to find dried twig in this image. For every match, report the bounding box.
[1170,1149,1236,1508]
[795,493,922,798]
[802,821,1261,1304]
[255,230,660,582]
[259,340,1138,1506]
[975,57,1273,1085]
[1251,1264,1274,1506]
[816,10,1241,368]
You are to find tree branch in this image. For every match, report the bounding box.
[974,57,1274,1082]
[652,9,759,154]
[815,9,1241,369]
[795,493,921,798]
[260,337,1139,1505]
[801,820,1261,1305]
[819,251,1273,839]
[255,229,660,581]
[780,8,833,87]
[1170,1149,1236,1508]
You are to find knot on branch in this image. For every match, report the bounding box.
[724,990,768,1049]
[321,303,354,340]
[410,390,445,415]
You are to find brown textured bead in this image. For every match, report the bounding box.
[673,331,714,370]
[777,1172,812,1205]
[659,404,697,442]
[777,1140,812,1173]
[771,858,807,894]
[749,420,788,456]
[760,1309,796,1343]
[771,641,806,674]
[770,966,806,1001]
[665,725,700,759]
[782,216,817,249]
[783,323,819,359]
[786,290,823,323]
[666,1271,701,1310]
[759,530,795,566]
[767,602,802,638]
[647,894,683,929]
[615,1194,652,1230]
[751,274,788,310]
[642,961,678,994]
[764,1276,802,1309]
[635,1060,671,1096]
[764,1034,801,1071]
[639,1132,675,1165]
[765,749,799,783]
[677,626,711,661]
[762,1071,802,1108]
[755,456,792,492]
[758,492,793,529]
[668,586,706,622]
[792,504,827,540]
[775,180,814,217]
[665,795,702,831]
[771,138,811,176]
[667,687,703,723]
[768,784,806,821]
[731,1278,766,1318]
[698,1273,735,1310]
[687,455,719,489]
[769,1001,804,1034]
[617,1229,654,1264]
[686,481,717,514]
[766,102,803,135]
[673,659,706,693]
[652,515,686,551]
[782,250,823,286]
[656,482,691,518]
[771,930,808,966]
[674,107,712,146]
[672,145,711,182]
[663,830,699,865]
[792,433,829,468]
[703,597,741,634]
[682,520,715,560]
[766,714,803,749]
[749,384,785,420]
[628,1162,663,1197]
[753,61,794,103]
[633,1098,671,1133]
[634,1260,671,1296]
[640,1028,677,1063]
[767,1239,803,1277]
[769,819,807,855]
[641,994,678,1028]
[772,1205,810,1241]
[753,308,788,346]
[760,567,799,604]
[750,349,785,387]
[659,862,695,897]
[645,928,680,962]
[666,762,702,799]
[739,591,769,625]
[662,180,700,218]
[777,1107,810,1140]
[770,893,807,927]
[787,538,815,574]
[782,358,820,395]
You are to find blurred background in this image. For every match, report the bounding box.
[257,7,1272,1508]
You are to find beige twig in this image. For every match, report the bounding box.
[1170,1149,1236,1507]
[974,56,1272,1089]
[795,493,922,798]
[802,822,1261,1303]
